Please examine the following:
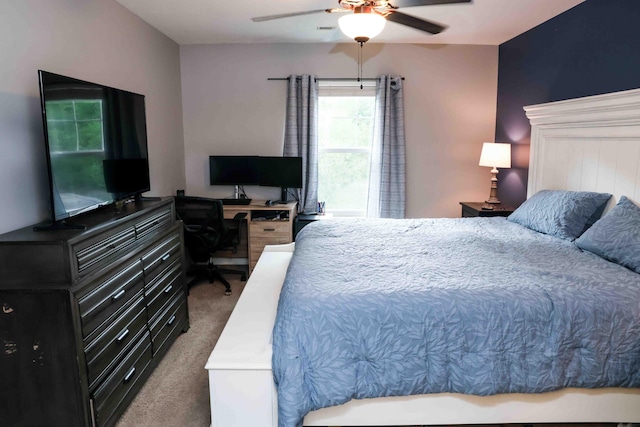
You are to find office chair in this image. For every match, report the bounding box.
[175,196,247,296]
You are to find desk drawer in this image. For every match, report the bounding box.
[250,235,292,250]
[84,294,148,389]
[78,260,144,340]
[250,235,291,263]
[249,220,291,272]
[249,220,291,237]
[92,332,152,427]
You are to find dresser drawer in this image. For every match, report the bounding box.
[78,260,144,339]
[84,294,148,389]
[141,230,182,281]
[150,294,187,356]
[135,207,173,240]
[75,226,137,275]
[92,332,152,427]
[145,259,183,321]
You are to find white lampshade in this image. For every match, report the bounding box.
[338,11,386,41]
[479,142,511,168]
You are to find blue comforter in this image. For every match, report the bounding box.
[271,217,640,427]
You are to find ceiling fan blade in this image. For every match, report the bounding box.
[252,9,330,23]
[382,10,446,34]
[389,0,471,8]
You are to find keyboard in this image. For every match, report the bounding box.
[220,198,252,206]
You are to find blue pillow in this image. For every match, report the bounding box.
[507,190,611,241]
[575,196,640,273]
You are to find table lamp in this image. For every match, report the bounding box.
[479,142,511,209]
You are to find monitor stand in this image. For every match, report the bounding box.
[265,188,290,206]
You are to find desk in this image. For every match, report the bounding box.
[179,199,297,274]
[223,201,297,273]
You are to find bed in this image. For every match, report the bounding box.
[206,87,640,427]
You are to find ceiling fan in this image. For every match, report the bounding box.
[252,0,472,42]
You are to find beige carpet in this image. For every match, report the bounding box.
[115,277,245,427]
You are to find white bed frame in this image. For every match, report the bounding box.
[205,88,640,427]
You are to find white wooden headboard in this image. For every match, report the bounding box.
[524,88,640,206]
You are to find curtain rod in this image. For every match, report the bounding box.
[268,77,405,81]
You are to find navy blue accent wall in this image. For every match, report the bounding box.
[495,0,640,207]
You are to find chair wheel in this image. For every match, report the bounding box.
[224,289,232,296]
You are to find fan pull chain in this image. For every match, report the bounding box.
[358,41,364,90]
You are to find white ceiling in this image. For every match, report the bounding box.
[116,0,584,45]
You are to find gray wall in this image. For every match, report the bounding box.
[180,43,499,218]
[0,0,185,233]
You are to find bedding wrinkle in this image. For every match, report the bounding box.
[272,217,640,427]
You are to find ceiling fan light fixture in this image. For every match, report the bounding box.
[338,7,386,42]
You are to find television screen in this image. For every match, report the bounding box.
[209,156,260,185]
[259,156,303,189]
[38,70,150,222]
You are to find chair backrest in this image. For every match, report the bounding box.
[176,196,230,262]
[176,196,229,229]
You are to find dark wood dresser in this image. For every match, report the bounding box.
[0,198,189,427]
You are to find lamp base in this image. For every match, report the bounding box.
[485,167,501,207]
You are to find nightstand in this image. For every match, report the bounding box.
[460,202,514,218]
[293,213,333,240]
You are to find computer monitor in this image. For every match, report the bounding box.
[259,156,303,202]
[209,156,260,186]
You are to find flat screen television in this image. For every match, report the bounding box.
[258,156,303,202]
[37,70,150,226]
[209,156,260,185]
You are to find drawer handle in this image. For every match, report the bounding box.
[116,329,130,343]
[111,289,126,301]
[161,253,171,262]
[166,315,176,326]
[163,284,173,294]
[263,228,275,232]
[123,367,136,384]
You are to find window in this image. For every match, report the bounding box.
[45,100,104,153]
[317,82,376,217]
[45,99,108,204]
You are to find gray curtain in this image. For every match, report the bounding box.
[367,75,406,218]
[283,75,319,214]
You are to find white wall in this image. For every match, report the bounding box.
[0,0,185,234]
[180,43,498,218]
